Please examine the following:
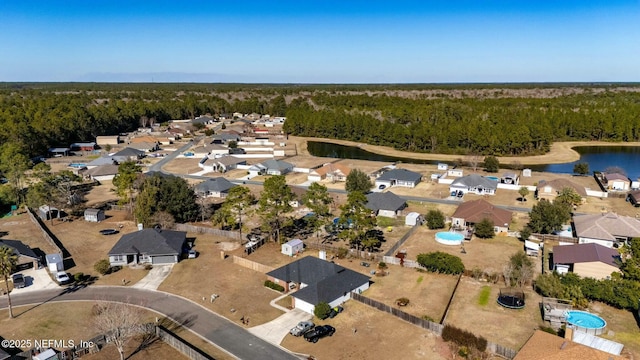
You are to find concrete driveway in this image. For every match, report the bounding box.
[248,308,312,345]
[132,264,173,290]
[10,267,60,294]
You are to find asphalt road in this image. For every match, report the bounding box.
[0,286,300,360]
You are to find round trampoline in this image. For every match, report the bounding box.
[435,232,464,245]
[497,289,525,309]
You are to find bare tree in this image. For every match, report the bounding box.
[93,301,145,360]
[502,263,514,287]
[466,153,482,172]
[151,211,175,229]
[139,116,149,128]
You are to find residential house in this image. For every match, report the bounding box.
[153,137,173,146]
[214,156,246,173]
[192,143,228,157]
[166,127,185,138]
[365,191,407,218]
[451,199,513,233]
[266,256,370,314]
[96,135,121,146]
[603,172,630,191]
[211,133,241,145]
[192,115,215,125]
[81,164,119,181]
[0,239,40,270]
[249,159,293,176]
[627,190,640,207]
[536,179,587,203]
[194,177,237,198]
[552,243,621,280]
[308,163,351,183]
[108,229,187,266]
[573,212,640,248]
[113,147,147,160]
[84,208,105,222]
[375,169,422,188]
[289,186,308,208]
[449,174,498,195]
[514,330,623,360]
[70,142,97,152]
[127,141,158,152]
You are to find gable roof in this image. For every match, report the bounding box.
[114,147,146,157]
[573,212,640,241]
[266,256,370,305]
[108,229,186,256]
[537,179,587,197]
[216,156,246,166]
[261,159,293,171]
[311,163,352,177]
[514,330,623,360]
[83,164,120,177]
[377,168,422,183]
[605,172,629,182]
[195,177,236,193]
[365,191,406,212]
[451,174,498,190]
[553,243,620,267]
[452,199,513,226]
[129,136,159,144]
[0,239,39,259]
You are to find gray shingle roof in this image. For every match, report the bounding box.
[365,191,406,212]
[83,164,119,177]
[0,239,39,259]
[195,177,236,193]
[377,169,422,183]
[261,159,293,172]
[553,243,620,267]
[451,174,498,190]
[114,147,146,157]
[266,256,370,305]
[108,229,186,256]
[573,212,640,241]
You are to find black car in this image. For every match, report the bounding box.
[328,305,344,318]
[304,325,335,343]
[12,273,25,289]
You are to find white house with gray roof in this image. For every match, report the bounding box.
[266,256,370,314]
[108,229,186,266]
[365,191,407,218]
[573,212,640,248]
[194,177,237,198]
[450,174,498,195]
[249,159,293,176]
[375,168,422,188]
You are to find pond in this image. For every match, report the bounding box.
[307,141,640,179]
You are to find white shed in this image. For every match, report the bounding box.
[522,169,532,177]
[405,212,423,226]
[45,253,64,273]
[84,208,105,222]
[437,163,449,171]
[281,239,304,256]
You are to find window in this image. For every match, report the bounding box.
[112,255,124,262]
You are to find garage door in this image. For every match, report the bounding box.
[152,255,175,264]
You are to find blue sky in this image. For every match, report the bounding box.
[0,1,638,83]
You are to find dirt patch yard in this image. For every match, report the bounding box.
[0,213,60,255]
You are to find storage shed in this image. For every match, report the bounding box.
[405,212,424,226]
[282,239,304,256]
[45,253,64,273]
[84,208,105,222]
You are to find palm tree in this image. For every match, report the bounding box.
[0,246,18,318]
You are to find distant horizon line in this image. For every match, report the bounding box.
[1,81,640,86]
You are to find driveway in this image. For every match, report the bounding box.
[132,264,173,290]
[248,308,312,345]
[10,267,59,294]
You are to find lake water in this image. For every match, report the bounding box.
[307,141,640,179]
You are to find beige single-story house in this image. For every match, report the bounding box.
[451,199,513,233]
[553,243,621,280]
[573,212,640,248]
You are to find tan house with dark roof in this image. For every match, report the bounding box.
[603,172,630,191]
[536,179,587,203]
[573,212,640,248]
[451,199,513,233]
[514,330,623,360]
[553,243,621,280]
[308,163,352,182]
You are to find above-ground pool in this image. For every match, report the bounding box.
[435,232,464,245]
[486,176,500,182]
[565,310,607,335]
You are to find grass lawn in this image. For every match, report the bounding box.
[477,286,491,306]
[589,302,640,358]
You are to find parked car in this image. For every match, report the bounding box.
[188,249,197,259]
[456,191,464,198]
[290,321,315,336]
[12,273,25,289]
[328,305,344,318]
[55,271,70,285]
[360,261,370,267]
[304,325,335,343]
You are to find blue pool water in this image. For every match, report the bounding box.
[68,163,86,168]
[486,176,500,181]
[565,310,606,329]
[435,232,464,245]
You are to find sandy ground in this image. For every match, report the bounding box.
[290,136,640,165]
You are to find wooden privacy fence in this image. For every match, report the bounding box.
[233,255,274,273]
[351,292,444,336]
[174,223,241,241]
[156,324,215,360]
[25,206,68,257]
[385,224,419,256]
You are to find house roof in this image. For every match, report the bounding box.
[192,115,214,124]
[195,177,236,193]
[537,179,587,197]
[450,174,498,190]
[216,156,246,166]
[605,172,629,182]
[71,142,96,148]
[48,147,70,153]
[212,133,241,141]
[83,164,119,177]
[451,199,513,226]
[130,136,159,144]
[87,156,121,167]
[261,159,293,172]
[108,229,186,256]
[114,147,146,158]
[311,163,352,177]
[128,142,157,151]
[629,190,640,202]
[284,239,303,247]
[84,208,103,216]
[553,243,620,268]
[266,256,370,305]
[377,168,422,183]
[573,212,640,241]
[365,192,406,212]
[514,330,623,360]
[0,239,38,259]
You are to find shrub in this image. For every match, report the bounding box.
[264,280,285,292]
[396,297,410,306]
[425,209,445,229]
[336,247,349,259]
[73,272,85,282]
[416,252,465,275]
[94,259,111,275]
[474,218,495,238]
[422,314,435,322]
[442,324,487,352]
[314,301,331,320]
[144,264,153,270]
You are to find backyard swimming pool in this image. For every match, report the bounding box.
[435,231,464,245]
[565,310,606,335]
